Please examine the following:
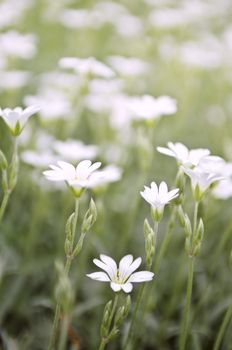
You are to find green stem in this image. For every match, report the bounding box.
[213,303,232,350]
[124,284,146,350]
[0,191,10,222]
[154,207,176,273]
[179,257,194,350]
[193,202,199,240]
[48,198,79,350]
[58,314,69,350]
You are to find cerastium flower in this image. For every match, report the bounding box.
[87,255,154,350]
[0,105,40,221]
[43,159,102,197]
[141,181,179,222]
[87,254,154,293]
[0,105,40,136]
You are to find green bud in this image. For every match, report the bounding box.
[64,213,75,256]
[178,206,185,227]
[2,169,9,192]
[73,232,86,257]
[0,150,8,170]
[114,306,125,327]
[193,184,204,202]
[81,198,97,233]
[184,214,192,237]
[196,218,204,242]
[144,219,153,238]
[123,295,131,317]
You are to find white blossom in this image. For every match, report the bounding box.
[127,95,177,121]
[141,181,179,221]
[157,142,210,168]
[183,167,223,200]
[59,57,115,78]
[53,140,98,161]
[87,254,154,293]
[43,160,101,197]
[0,30,37,59]
[0,105,40,136]
[87,165,122,188]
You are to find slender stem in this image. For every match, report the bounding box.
[193,201,199,240]
[48,198,79,350]
[0,138,18,222]
[58,314,69,350]
[0,191,10,222]
[213,303,232,350]
[179,257,194,350]
[98,339,107,350]
[154,207,176,273]
[124,284,146,350]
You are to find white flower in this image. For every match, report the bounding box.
[43,160,101,197]
[183,167,224,200]
[59,57,115,79]
[0,105,40,136]
[87,254,154,293]
[157,142,210,168]
[141,181,179,221]
[212,179,232,200]
[53,139,98,161]
[127,95,177,121]
[87,165,122,188]
[0,30,37,59]
[107,56,149,76]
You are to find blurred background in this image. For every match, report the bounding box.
[0,0,232,349]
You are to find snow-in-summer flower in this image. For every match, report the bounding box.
[59,57,115,79]
[53,139,98,161]
[87,254,154,293]
[157,142,210,168]
[141,181,179,221]
[0,105,40,136]
[43,160,102,197]
[127,95,177,121]
[182,167,224,201]
[87,165,122,189]
[212,178,232,200]
[0,30,37,59]
[107,56,150,76]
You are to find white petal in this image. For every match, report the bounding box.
[121,283,133,293]
[123,257,142,281]
[159,181,168,196]
[86,272,110,282]
[157,146,175,157]
[100,255,117,278]
[110,282,121,292]
[127,271,154,283]
[119,255,133,280]
[93,258,115,280]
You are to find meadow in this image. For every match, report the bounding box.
[0,0,232,349]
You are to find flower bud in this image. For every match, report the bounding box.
[184,214,192,237]
[81,198,97,233]
[151,206,163,222]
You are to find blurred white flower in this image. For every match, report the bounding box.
[212,179,232,200]
[24,89,71,121]
[141,181,179,221]
[0,105,40,136]
[87,254,154,293]
[53,140,98,161]
[107,56,149,76]
[157,142,210,168]
[43,160,101,197]
[21,150,57,168]
[183,167,223,201]
[87,165,122,188]
[127,95,177,121]
[0,71,31,91]
[59,57,115,78]
[0,31,37,59]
